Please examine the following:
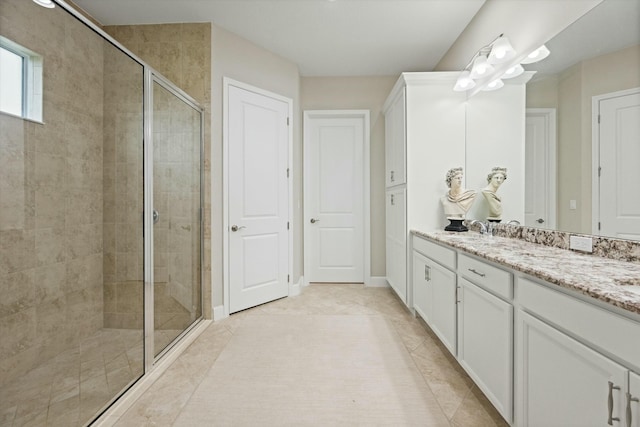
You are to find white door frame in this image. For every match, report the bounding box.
[525,108,557,229]
[223,78,294,317]
[303,110,371,286]
[592,87,640,235]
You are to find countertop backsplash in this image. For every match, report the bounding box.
[465,222,640,264]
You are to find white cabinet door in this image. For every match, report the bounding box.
[427,257,457,356]
[412,251,431,322]
[458,277,513,423]
[384,88,405,188]
[385,188,406,302]
[517,311,627,427]
[627,371,640,427]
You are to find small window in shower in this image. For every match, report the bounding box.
[0,36,43,122]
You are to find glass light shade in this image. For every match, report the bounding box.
[482,79,504,91]
[501,63,524,79]
[469,54,495,79]
[33,0,55,7]
[453,70,476,92]
[521,44,550,64]
[487,37,516,64]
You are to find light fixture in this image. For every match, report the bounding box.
[469,54,494,79]
[501,64,524,79]
[520,44,550,64]
[453,34,550,93]
[33,0,55,8]
[453,70,476,92]
[482,79,504,91]
[487,36,516,64]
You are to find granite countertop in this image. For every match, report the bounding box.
[413,230,640,316]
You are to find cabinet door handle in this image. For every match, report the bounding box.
[424,265,431,281]
[468,268,486,278]
[390,170,395,182]
[627,392,639,427]
[391,194,394,205]
[609,381,621,425]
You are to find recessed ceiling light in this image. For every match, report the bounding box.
[33,0,55,8]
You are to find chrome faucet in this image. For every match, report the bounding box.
[470,220,488,235]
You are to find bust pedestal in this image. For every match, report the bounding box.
[444,218,468,232]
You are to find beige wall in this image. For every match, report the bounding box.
[526,45,640,233]
[105,23,213,318]
[0,0,105,385]
[211,25,301,306]
[300,76,397,276]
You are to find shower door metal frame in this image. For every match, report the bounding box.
[144,69,205,371]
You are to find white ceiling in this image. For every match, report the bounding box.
[70,0,639,77]
[70,0,486,76]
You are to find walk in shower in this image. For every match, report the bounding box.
[0,1,204,425]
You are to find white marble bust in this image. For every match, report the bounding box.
[440,167,476,219]
[481,167,507,220]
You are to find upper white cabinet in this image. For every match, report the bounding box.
[384,88,406,188]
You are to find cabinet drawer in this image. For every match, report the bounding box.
[413,236,455,270]
[458,253,512,300]
[518,277,640,370]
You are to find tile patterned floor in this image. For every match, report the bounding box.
[111,284,508,427]
[0,329,182,427]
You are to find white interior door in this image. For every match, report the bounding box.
[228,83,289,313]
[304,111,366,283]
[597,90,640,240]
[525,109,556,229]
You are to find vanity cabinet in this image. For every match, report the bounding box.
[457,260,513,423]
[412,236,457,356]
[631,372,640,427]
[517,277,640,427]
[517,310,627,427]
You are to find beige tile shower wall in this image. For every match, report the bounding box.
[102,41,145,329]
[105,23,212,319]
[0,0,104,386]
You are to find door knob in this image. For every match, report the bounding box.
[231,225,246,232]
[310,218,320,224]
[536,218,545,224]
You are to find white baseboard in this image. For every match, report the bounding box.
[93,319,212,427]
[213,305,227,321]
[366,276,390,288]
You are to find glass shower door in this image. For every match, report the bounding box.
[151,78,203,357]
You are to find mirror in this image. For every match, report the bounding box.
[524,0,640,240]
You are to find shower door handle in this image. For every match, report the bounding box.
[153,209,160,224]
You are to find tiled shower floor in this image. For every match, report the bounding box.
[0,328,181,427]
